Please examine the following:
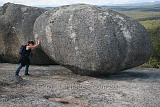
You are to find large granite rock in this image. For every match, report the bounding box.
[0,3,56,64]
[33,4,152,76]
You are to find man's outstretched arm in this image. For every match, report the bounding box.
[27,40,40,50]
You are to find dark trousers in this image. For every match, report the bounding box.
[15,63,29,76]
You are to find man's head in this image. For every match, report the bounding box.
[28,41,34,46]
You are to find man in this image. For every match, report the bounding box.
[15,40,40,76]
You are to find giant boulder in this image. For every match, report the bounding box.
[33,4,152,76]
[0,3,56,65]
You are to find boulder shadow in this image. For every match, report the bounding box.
[94,69,160,81]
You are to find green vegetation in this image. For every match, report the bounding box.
[104,4,160,68]
[140,20,160,68]
[139,20,160,29]
[103,4,160,12]
[119,10,160,68]
[120,11,160,20]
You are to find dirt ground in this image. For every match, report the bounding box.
[0,63,160,107]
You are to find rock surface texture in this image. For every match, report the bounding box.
[0,3,56,65]
[34,4,152,76]
[0,63,160,107]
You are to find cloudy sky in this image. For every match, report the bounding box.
[0,0,160,6]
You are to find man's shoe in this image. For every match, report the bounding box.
[15,74,20,76]
[25,74,30,76]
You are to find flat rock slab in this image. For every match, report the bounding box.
[0,63,160,107]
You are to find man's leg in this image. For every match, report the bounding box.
[25,64,30,75]
[15,63,22,76]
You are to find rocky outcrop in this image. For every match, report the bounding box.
[34,4,152,76]
[0,3,56,64]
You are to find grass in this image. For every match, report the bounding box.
[103,4,160,12]
[119,11,160,20]
[139,20,160,29]
[139,20,160,68]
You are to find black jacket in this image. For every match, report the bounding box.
[19,46,32,66]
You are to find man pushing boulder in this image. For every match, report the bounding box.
[15,40,40,76]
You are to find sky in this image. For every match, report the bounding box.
[0,0,160,6]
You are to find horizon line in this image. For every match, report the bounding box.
[0,1,160,7]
